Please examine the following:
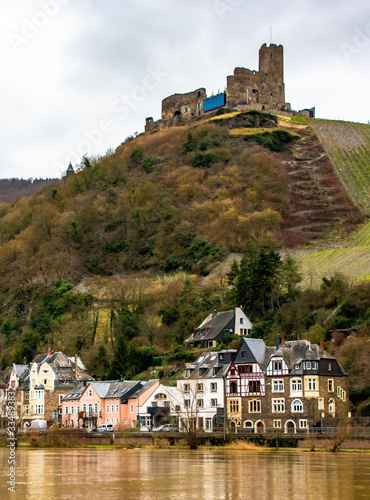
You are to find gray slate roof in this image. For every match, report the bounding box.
[185,310,235,343]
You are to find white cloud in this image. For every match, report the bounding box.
[0,0,369,179]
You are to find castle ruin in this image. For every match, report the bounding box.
[145,43,314,132]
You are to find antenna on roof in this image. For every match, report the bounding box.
[270,25,272,43]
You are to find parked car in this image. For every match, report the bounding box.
[153,424,179,432]
[96,424,114,432]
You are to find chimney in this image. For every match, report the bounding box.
[281,337,285,346]
[275,337,282,349]
[47,347,52,357]
[320,338,325,351]
[23,357,27,365]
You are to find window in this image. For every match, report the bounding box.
[206,418,212,430]
[95,403,98,414]
[273,360,282,372]
[88,404,92,417]
[312,362,317,369]
[184,399,190,408]
[116,405,119,413]
[272,379,284,392]
[337,386,341,397]
[35,405,44,414]
[328,362,331,371]
[291,379,302,392]
[65,406,69,414]
[328,399,335,415]
[272,399,285,413]
[106,405,109,413]
[185,107,189,112]
[88,390,92,397]
[130,404,134,413]
[299,420,307,429]
[240,318,244,324]
[306,362,311,369]
[318,398,324,410]
[244,421,253,428]
[213,367,221,376]
[155,393,167,399]
[197,103,201,110]
[197,399,204,408]
[230,382,238,394]
[328,379,334,392]
[197,383,203,392]
[273,420,281,429]
[184,384,190,392]
[241,351,247,357]
[111,405,114,413]
[211,383,217,392]
[83,404,86,413]
[42,369,49,373]
[77,405,80,414]
[229,400,239,413]
[249,381,261,393]
[248,400,261,413]
[71,406,74,414]
[43,379,48,385]
[211,399,218,407]
[306,378,317,391]
[292,399,303,413]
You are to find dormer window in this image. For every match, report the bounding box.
[185,369,192,378]
[241,351,247,358]
[328,362,331,371]
[311,362,317,369]
[199,368,207,376]
[294,364,299,370]
[273,360,282,371]
[306,362,311,369]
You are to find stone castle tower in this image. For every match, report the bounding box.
[226,43,287,110]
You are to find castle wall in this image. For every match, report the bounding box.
[161,88,206,121]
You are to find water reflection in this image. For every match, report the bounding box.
[0,448,369,500]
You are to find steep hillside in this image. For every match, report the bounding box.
[311,119,370,213]
[0,178,58,204]
[0,112,363,297]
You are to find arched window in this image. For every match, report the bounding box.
[83,404,86,413]
[230,381,238,394]
[88,404,92,417]
[94,403,98,414]
[292,399,303,413]
[155,393,167,400]
[243,420,253,428]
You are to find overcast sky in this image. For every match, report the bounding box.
[1,0,369,180]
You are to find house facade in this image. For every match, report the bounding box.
[62,379,159,430]
[176,350,236,432]
[226,338,349,433]
[185,307,253,347]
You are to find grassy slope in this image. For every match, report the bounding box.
[311,119,370,213]
[295,220,370,287]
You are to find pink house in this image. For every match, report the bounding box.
[62,379,159,430]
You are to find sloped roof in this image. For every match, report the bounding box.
[233,338,267,368]
[185,310,235,343]
[178,350,236,380]
[13,364,29,378]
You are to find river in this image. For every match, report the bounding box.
[1,448,369,500]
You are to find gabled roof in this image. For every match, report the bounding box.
[31,351,93,381]
[185,310,235,343]
[234,338,266,368]
[13,364,29,379]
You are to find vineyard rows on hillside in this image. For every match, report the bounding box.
[311,119,370,213]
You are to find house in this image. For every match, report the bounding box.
[62,379,159,430]
[135,383,177,429]
[176,350,236,432]
[225,337,349,433]
[185,307,252,347]
[5,349,94,427]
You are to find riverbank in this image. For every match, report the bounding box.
[2,430,370,452]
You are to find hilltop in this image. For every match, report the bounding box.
[0,111,369,411]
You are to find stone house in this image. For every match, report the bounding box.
[226,338,349,433]
[185,307,253,347]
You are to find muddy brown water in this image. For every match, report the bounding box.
[1,448,369,500]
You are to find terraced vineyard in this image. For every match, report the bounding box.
[311,119,370,213]
[295,220,370,287]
